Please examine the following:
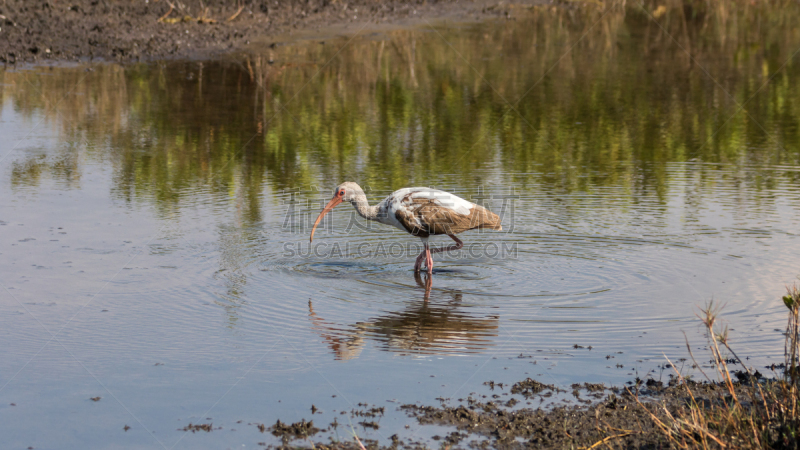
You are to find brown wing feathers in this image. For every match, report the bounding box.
[395,198,502,237]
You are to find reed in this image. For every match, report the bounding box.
[641,286,800,449]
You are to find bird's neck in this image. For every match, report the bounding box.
[351,194,379,221]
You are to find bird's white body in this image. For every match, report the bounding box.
[376,187,476,232]
[311,182,501,275]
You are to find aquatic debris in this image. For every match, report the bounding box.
[181,423,213,433]
[359,421,379,430]
[399,404,478,425]
[509,378,556,398]
[351,405,385,418]
[268,419,320,439]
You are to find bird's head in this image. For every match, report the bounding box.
[310,182,363,242]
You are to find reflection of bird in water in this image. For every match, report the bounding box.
[308,300,366,361]
[416,271,433,301]
[310,182,502,274]
[308,276,499,360]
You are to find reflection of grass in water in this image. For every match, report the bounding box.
[635,288,800,449]
[2,0,800,222]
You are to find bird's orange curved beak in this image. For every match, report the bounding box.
[310,196,343,242]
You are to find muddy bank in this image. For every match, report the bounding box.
[0,0,542,64]
[261,375,768,449]
[395,380,664,449]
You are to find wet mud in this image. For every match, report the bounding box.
[257,376,766,449]
[0,0,539,64]
[267,418,321,439]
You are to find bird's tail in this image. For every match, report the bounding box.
[474,207,502,231]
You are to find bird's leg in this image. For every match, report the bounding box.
[429,234,464,255]
[414,238,430,273]
[414,249,426,273]
[425,242,433,274]
[423,235,461,274]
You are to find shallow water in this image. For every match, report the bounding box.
[2,3,800,448]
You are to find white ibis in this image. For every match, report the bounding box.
[310,182,502,274]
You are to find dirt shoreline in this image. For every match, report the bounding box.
[261,375,767,449]
[0,0,544,64]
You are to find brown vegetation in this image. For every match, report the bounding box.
[638,288,800,449]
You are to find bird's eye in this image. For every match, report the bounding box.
[339,190,345,197]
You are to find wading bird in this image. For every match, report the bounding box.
[310,182,502,274]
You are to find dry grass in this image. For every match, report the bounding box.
[639,286,800,449]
